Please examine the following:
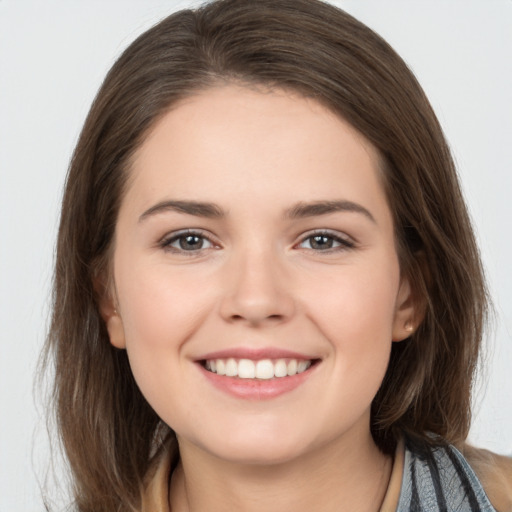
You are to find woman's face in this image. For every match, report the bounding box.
[104,85,415,464]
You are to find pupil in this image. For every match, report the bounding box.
[180,235,203,250]
[311,235,333,250]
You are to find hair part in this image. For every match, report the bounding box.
[43,0,489,510]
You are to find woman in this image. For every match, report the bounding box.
[44,0,512,510]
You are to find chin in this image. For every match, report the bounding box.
[211,441,307,466]
[186,424,312,466]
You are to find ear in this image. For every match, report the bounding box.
[94,275,126,349]
[391,274,424,342]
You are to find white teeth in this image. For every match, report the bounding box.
[225,358,237,377]
[255,360,274,379]
[274,359,288,377]
[287,359,297,376]
[216,359,226,376]
[238,359,255,379]
[297,361,309,373]
[205,358,314,379]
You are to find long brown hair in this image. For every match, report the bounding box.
[43,0,488,510]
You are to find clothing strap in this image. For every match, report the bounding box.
[396,436,496,511]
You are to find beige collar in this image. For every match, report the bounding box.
[379,438,404,511]
[142,436,512,512]
[141,442,173,512]
[141,439,406,512]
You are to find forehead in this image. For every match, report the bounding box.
[124,85,390,225]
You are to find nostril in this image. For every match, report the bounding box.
[229,313,285,324]
[220,287,295,324]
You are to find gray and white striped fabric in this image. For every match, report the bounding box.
[397,437,496,511]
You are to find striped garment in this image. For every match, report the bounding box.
[397,436,496,511]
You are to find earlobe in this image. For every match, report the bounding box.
[392,275,424,342]
[94,275,127,349]
[105,312,126,349]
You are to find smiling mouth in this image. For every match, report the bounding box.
[201,358,319,379]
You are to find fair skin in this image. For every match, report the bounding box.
[101,85,417,511]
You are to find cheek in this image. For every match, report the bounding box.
[304,257,400,344]
[117,259,215,340]
[304,269,398,428]
[302,256,400,397]
[114,261,217,390]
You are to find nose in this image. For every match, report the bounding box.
[219,248,295,326]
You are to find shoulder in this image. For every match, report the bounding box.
[462,444,512,512]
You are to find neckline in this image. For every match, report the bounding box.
[142,437,406,511]
[379,437,404,511]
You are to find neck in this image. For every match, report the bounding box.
[169,426,392,512]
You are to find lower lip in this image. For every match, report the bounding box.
[198,363,318,400]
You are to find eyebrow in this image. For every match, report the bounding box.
[285,200,376,223]
[138,199,376,223]
[138,200,226,222]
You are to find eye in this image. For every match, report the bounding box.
[298,231,354,251]
[160,230,215,253]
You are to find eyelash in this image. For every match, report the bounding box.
[296,230,355,252]
[159,229,217,254]
[159,229,355,254]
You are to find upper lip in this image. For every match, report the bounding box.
[195,347,319,361]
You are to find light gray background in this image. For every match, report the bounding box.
[1,1,511,510]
